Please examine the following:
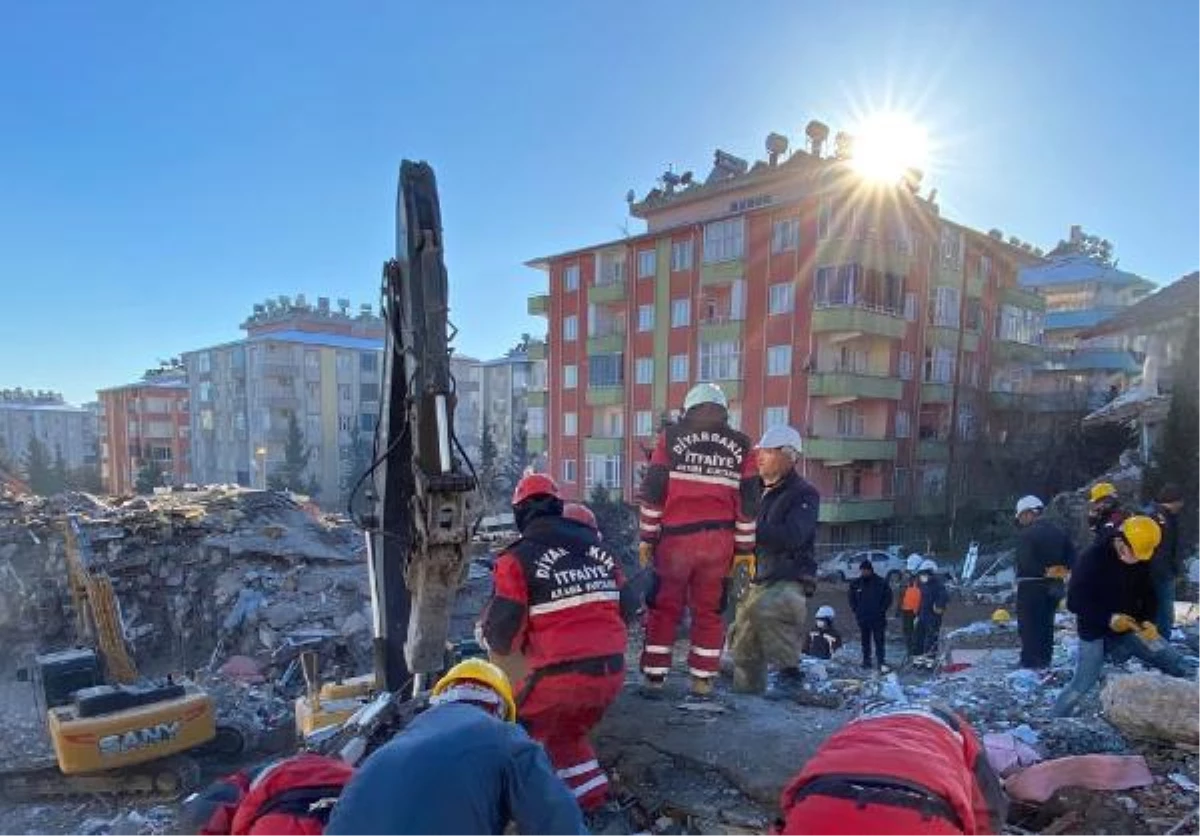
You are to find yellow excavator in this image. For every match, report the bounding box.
[0,515,243,800]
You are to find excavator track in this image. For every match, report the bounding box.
[0,754,201,803]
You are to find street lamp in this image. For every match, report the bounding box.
[255,445,267,489]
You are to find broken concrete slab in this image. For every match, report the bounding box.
[1102,671,1200,745]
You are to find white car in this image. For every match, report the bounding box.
[819,549,908,583]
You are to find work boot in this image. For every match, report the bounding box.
[689,676,714,699]
[639,674,665,700]
[765,667,805,702]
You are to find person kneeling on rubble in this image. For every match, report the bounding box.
[1052,515,1189,718]
[730,425,820,700]
[774,701,1007,835]
[325,659,585,835]
[479,474,638,826]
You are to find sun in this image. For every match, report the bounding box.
[849,111,929,183]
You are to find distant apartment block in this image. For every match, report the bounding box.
[97,368,191,493]
[526,129,1047,541]
[0,389,96,472]
[449,346,548,472]
[183,296,385,503]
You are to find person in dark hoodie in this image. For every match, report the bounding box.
[1053,515,1188,717]
[849,559,893,670]
[1013,495,1075,669]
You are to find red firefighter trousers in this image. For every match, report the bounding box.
[640,530,734,682]
[518,669,624,810]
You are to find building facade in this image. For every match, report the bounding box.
[527,135,1045,542]
[0,390,96,473]
[183,297,385,504]
[97,369,191,494]
[449,347,548,474]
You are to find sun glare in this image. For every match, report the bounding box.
[849,111,929,183]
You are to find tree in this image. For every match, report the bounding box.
[23,436,57,496]
[66,465,103,494]
[342,428,376,516]
[587,484,638,570]
[52,446,69,493]
[477,422,502,509]
[499,414,530,500]
[1145,317,1199,548]
[268,413,317,495]
[135,457,164,494]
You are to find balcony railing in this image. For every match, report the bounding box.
[811,302,906,339]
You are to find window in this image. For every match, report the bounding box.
[197,352,211,374]
[997,305,1042,345]
[526,407,546,436]
[834,345,867,374]
[338,384,352,406]
[836,406,866,437]
[814,264,862,307]
[833,468,862,498]
[598,255,626,285]
[978,255,992,282]
[965,298,982,331]
[899,351,914,380]
[637,304,655,332]
[563,265,580,292]
[562,459,577,483]
[563,364,578,389]
[771,218,800,254]
[698,341,740,381]
[360,353,378,373]
[638,250,656,279]
[635,411,653,437]
[199,382,212,402]
[338,415,353,432]
[670,298,690,328]
[588,353,624,387]
[817,200,831,240]
[360,382,380,402]
[563,412,578,436]
[893,467,911,497]
[904,292,917,321]
[360,413,377,432]
[931,286,961,328]
[763,406,789,431]
[896,410,911,439]
[893,221,913,255]
[703,218,745,263]
[596,410,624,438]
[768,283,794,315]
[924,347,956,383]
[585,454,623,489]
[767,345,792,376]
[563,315,578,342]
[670,239,693,272]
[336,352,353,376]
[635,357,654,385]
[669,354,689,382]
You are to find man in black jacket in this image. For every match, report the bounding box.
[1146,483,1185,638]
[730,425,820,699]
[848,559,892,670]
[1013,495,1075,669]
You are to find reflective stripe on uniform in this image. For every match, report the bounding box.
[641,666,670,675]
[670,471,740,489]
[735,520,756,531]
[640,522,660,532]
[690,646,722,658]
[641,507,663,518]
[734,533,755,545]
[572,773,609,798]
[643,645,672,654]
[557,759,601,779]
[688,667,717,678]
[529,590,620,616]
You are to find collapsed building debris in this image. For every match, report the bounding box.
[1101,672,1200,746]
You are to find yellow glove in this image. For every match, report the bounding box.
[1137,621,1161,643]
[1109,613,1138,634]
[1045,566,1070,580]
[638,542,655,570]
[732,552,756,579]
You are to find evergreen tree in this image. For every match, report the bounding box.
[52,446,69,493]
[24,436,56,496]
[499,414,530,500]
[67,465,103,494]
[587,484,637,568]
[477,422,502,508]
[135,457,164,494]
[269,413,316,494]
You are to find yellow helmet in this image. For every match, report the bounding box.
[991,608,1012,625]
[1118,515,1162,561]
[1089,482,1117,502]
[431,659,517,722]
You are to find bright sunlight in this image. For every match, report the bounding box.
[849,111,929,183]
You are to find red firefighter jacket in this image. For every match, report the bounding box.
[778,705,1007,835]
[481,514,631,671]
[638,416,759,554]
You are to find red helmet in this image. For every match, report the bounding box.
[512,473,560,506]
[563,502,598,531]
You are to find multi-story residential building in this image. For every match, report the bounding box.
[449,346,549,473]
[0,389,96,471]
[183,296,384,504]
[1019,227,1155,408]
[527,132,1045,542]
[97,367,191,493]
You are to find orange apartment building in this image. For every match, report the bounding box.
[526,133,1046,544]
[98,370,191,494]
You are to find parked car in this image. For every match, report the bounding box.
[818,549,908,583]
[473,512,517,543]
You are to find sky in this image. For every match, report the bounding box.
[1,0,1196,406]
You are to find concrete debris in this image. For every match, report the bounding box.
[1168,772,1199,793]
[1101,671,1200,745]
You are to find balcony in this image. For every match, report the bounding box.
[1000,286,1046,311]
[993,340,1044,365]
[917,440,948,460]
[921,382,952,403]
[590,279,627,303]
[819,498,896,524]
[811,304,906,340]
[585,437,623,456]
[815,240,915,277]
[585,386,624,406]
[927,326,980,353]
[261,362,295,378]
[805,437,898,461]
[527,294,550,317]
[809,372,902,401]
[700,259,744,286]
[967,274,985,298]
[933,262,964,288]
[699,318,744,343]
[262,393,299,408]
[526,390,546,408]
[586,331,626,354]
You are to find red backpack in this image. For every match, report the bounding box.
[187,754,355,835]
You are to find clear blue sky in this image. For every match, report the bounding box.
[1,0,1196,406]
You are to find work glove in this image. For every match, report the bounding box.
[731,552,756,580]
[638,542,655,570]
[1136,621,1161,643]
[1044,566,1070,580]
[1109,613,1138,634]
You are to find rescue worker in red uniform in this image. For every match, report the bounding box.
[638,382,759,697]
[480,475,635,817]
[776,702,1008,835]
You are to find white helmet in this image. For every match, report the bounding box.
[1014,495,1044,517]
[683,382,728,412]
[918,559,938,574]
[906,554,923,572]
[815,605,835,620]
[757,424,803,453]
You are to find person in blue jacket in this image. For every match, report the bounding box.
[325,659,586,835]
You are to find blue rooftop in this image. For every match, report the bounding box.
[1044,309,1121,331]
[1019,255,1155,291]
[1044,349,1141,374]
[248,330,383,351]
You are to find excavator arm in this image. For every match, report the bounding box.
[63,514,138,685]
